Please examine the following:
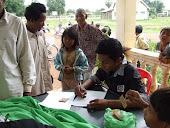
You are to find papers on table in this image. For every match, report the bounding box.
[39,91,75,110]
[71,90,106,107]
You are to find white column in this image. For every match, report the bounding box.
[115,0,136,48]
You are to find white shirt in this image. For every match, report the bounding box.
[0,9,36,100]
[27,30,53,96]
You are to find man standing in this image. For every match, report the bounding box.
[25,3,53,96]
[0,0,36,100]
[72,8,107,82]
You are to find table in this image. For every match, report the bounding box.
[33,87,148,128]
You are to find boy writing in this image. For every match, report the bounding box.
[74,38,147,109]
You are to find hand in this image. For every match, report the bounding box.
[65,66,74,74]
[161,56,170,64]
[62,66,73,74]
[23,92,32,96]
[87,99,108,110]
[125,90,147,108]
[74,86,87,98]
[159,52,163,62]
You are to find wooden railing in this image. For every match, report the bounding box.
[125,48,170,94]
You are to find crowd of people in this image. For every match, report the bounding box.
[0,1,170,128]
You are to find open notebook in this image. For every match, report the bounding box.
[71,90,107,107]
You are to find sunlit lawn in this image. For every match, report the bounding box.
[45,17,170,34]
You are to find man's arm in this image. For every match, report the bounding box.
[75,68,105,97]
[17,19,36,94]
[87,98,147,110]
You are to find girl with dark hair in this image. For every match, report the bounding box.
[126,87,170,128]
[157,27,170,64]
[54,27,88,90]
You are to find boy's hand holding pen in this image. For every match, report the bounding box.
[74,86,87,98]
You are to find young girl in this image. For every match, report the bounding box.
[54,27,88,91]
[126,88,170,128]
[156,27,170,64]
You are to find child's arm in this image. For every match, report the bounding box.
[159,52,164,62]
[53,51,64,71]
[125,90,149,109]
[161,55,170,64]
[73,51,89,73]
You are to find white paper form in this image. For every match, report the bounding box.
[39,91,75,110]
[71,90,106,107]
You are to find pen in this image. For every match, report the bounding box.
[83,106,94,113]
[88,108,94,113]
[5,113,9,122]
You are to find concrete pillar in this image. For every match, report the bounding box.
[115,0,136,48]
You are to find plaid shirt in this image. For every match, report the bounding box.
[72,23,107,72]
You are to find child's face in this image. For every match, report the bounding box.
[63,35,75,49]
[98,54,120,73]
[144,103,165,128]
[160,29,170,44]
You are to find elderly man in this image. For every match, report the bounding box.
[25,3,53,96]
[0,0,36,100]
[72,8,107,82]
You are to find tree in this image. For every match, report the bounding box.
[47,0,65,17]
[144,0,164,16]
[150,8,156,16]
[154,0,164,13]
[4,0,25,16]
[66,9,75,15]
[105,0,112,8]
[85,9,90,14]
[143,0,150,5]
[94,8,105,15]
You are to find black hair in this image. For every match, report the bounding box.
[160,27,170,34]
[150,87,170,124]
[76,8,86,15]
[95,38,124,61]
[101,26,111,36]
[25,3,46,21]
[61,27,79,49]
[136,25,143,34]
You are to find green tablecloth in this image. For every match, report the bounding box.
[0,96,99,128]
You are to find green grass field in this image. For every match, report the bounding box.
[46,17,170,34]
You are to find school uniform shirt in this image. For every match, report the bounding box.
[27,30,53,96]
[91,59,146,96]
[0,9,36,100]
[72,23,107,72]
[135,33,149,50]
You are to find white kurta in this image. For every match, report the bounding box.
[27,30,53,96]
[0,10,36,100]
